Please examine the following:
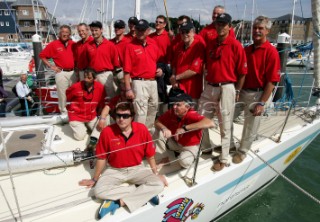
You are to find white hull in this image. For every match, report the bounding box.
[0,109,319,222]
[0,57,30,76]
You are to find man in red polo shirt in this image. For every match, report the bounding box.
[66,68,105,143]
[123,19,161,129]
[86,21,120,99]
[124,16,138,41]
[199,5,235,45]
[40,25,76,114]
[149,15,172,113]
[110,20,130,89]
[170,21,205,102]
[74,23,93,81]
[79,102,167,219]
[198,13,247,172]
[233,16,281,164]
[155,93,214,168]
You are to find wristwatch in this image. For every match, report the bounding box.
[182,125,188,131]
[257,102,265,106]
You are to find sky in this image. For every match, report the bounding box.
[42,0,312,25]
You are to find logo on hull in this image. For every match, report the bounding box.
[284,146,302,164]
[162,197,204,222]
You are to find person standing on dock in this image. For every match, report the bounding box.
[232,16,281,164]
[39,25,77,115]
[123,19,161,129]
[79,102,167,219]
[74,23,93,81]
[198,13,247,172]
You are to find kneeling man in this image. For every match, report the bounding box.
[155,93,214,168]
[79,102,167,219]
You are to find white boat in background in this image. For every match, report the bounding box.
[0,45,32,76]
[286,51,314,69]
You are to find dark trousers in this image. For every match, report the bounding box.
[19,98,35,116]
[0,101,6,117]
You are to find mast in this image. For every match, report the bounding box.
[290,0,297,48]
[135,0,141,19]
[110,0,115,39]
[311,0,320,107]
[250,0,254,44]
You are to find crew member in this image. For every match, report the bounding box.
[39,25,76,114]
[124,16,138,41]
[233,16,281,164]
[79,102,167,219]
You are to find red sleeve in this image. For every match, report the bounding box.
[157,109,172,126]
[123,44,132,73]
[186,110,205,123]
[189,41,205,74]
[39,42,54,59]
[66,84,75,102]
[110,43,120,68]
[235,42,248,76]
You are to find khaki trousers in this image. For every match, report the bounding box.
[198,83,235,163]
[55,70,76,114]
[96,71,117,99]
[69,117,101,141]
[132,80,158,129]
[94,164,164,212]
[154,130,199,168]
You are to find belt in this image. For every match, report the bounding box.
[245,88,264,92]
[208,82,233,87]
[61,68,74,72]
[132,77,155,81]
[96,69,112,74]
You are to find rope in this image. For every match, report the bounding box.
[252,151,320,205]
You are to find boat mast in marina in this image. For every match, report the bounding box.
[312,0,320,107]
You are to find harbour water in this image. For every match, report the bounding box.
[219,134,320,222]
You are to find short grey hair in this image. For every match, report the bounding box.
[214,5,225,11]
[254,16,272,30]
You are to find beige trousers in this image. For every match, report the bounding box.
[198,83,235,163]
[55,70,76,114]
[94,164,164,212]
[154,130,200,168]
[69,117,100,141]
[96,71,117,99]
[132,80,158,129]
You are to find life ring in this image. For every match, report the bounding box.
[29,58,35,72]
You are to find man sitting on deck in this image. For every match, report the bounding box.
[79,102,167,219]
[155,92,214,168]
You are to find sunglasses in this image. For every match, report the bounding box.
[116,113,132,119]
[155,20,164,24]
[180,30,191,34]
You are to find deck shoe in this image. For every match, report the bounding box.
[149,195,160,205]
[98,200,120,219]
[211,160,225,172]
[213,146,237,153]
[232,153,245,164]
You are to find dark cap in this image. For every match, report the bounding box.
[114,20,126,29]
[128,16,138,25]
[216,13,232,24]
[89,20,103,29]
[171,92,193,104]
[179,21,194,31]
[135,19,149,31]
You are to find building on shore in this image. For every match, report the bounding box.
[0,0,58,43]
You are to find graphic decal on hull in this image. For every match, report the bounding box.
[162,197,204,222]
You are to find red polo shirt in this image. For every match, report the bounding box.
[39,39,75,69]
[66,80,106,122]
[243,41,281,89]
[206,35,247,83]
[123,37,159,79]
[110,36,131,66]
[172,37,205,99]
[200,24,236,44]
[158,109,204,146]
[73,36,94,70]
[85,38,120,72]
[96,122,156,168]
[149,30,172,64]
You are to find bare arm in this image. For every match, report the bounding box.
[155,119,172,138]
[235,74,246,101]
[175,69,197,81]
[96,105,110,132]
[124,72,135,99]
[79,158,106,188]
[147,156,168,186]
[41,57,61,73]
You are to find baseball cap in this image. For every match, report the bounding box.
[135,19,149,31]
[89,20,103,29]
[216,13,232,24]
[179,21,194,31]
[128,16,138,25]
[114,20,126,29]
[170,92,193,104]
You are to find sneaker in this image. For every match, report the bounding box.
[211,160,225,172]
[232,153,245,164]
[98,200,120,219]
[149,195,160,205]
